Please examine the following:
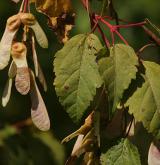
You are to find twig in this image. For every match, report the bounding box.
[137,43,156,55]
[142,26,160,46]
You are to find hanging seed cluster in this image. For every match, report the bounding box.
[0,0,50,131]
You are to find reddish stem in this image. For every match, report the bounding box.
[115,30,129,45]
[110,30,115,45]
[142,26,160,46]
[81,0,88,11]
[94,23,110,47]
[85,0,89,12]
[99,17,129,45]
[94,16,110,47]
[102,15,131,24]
[137,43,156,55]
[23,0,29,13]
[115,21,146,29]
[98,17,113,29]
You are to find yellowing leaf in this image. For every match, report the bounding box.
[30,71,50,131]
[99,44,138,113]
[62,112,94,143]
[32,0,75,43]
[54,34,103,122]
[34,0,73,17]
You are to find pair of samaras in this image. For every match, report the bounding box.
[0,13,48,70]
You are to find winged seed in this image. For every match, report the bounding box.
[2,78,13,107]
[0,14,21,69]
[30,21,48,48]
[30,71,50,131]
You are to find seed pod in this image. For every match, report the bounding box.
[30,70,50,131]
[31,35,47,91]
[72,138,95,157]
[7,14,21,32]
[148,142,160,165]
[19,13,36,26]
[0,14,20,70]
[11,0,20,3]
[19,13,48,48]
[15,67,30,95]
[8,61,17,78]
[30,20,48,48]
[2,78,13,107]
[11,42,30,95]
[32,35,38,76]
[38,62,47,92]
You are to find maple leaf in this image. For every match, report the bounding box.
[31,0,75,43]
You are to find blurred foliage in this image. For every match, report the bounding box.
[0,124,65,165]
[0,0,159,164]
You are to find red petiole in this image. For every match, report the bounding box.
[23,0,29,13]
[94,22,110,47]
[81,0,89,12]
[115,21,146,28]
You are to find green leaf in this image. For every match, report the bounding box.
[54,34,103,122]
[100,139,141,165]
[98,44,138,113]
[126,61,160,138]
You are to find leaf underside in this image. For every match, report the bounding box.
[54,34,103,123]
[126,61,160,138]
[98,44,138,113]
[100,138,141,165]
